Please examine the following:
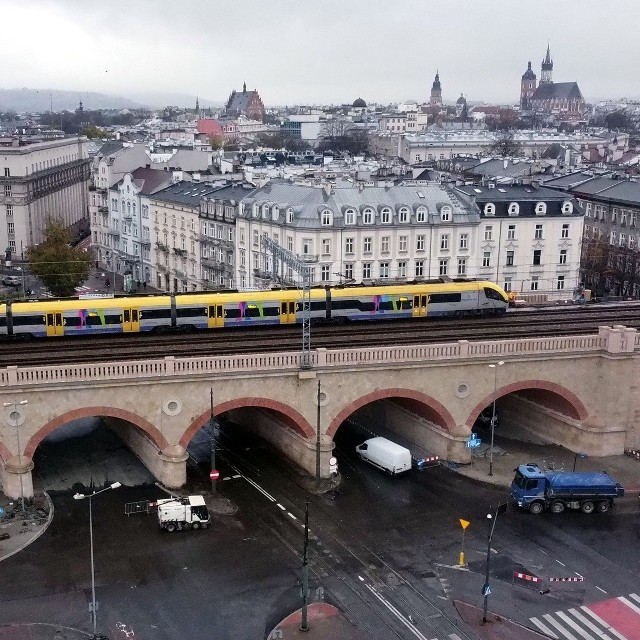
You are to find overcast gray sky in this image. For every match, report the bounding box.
[1,0,637,106]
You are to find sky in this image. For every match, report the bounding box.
[1,0,638,107]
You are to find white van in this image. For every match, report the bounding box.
[355,437,412,476]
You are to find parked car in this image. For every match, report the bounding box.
[2,275,21,287]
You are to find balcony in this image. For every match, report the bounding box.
[98,205,108,214]
[173,247,188,258]
[107,229,120,238]
[156,241,169,253]
[296,253,319,263]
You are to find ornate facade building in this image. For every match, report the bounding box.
[223,82,265,122]
[429,71,443,106]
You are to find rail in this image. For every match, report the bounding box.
[0,325,635,388]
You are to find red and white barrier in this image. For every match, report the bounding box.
[513,572,542,583]
[549,576,584,582]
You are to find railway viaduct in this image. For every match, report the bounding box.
[0,325,639,500]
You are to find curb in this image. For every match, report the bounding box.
[0,491,54,563]
[0,622,92,638]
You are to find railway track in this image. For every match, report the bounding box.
[1,303,639,366]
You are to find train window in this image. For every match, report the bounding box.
[263,305,280,317]
[226,308,241,319]
[428,293,462,304]
[86,314,105,327]
[176,306,206,317]
[330,299,357,311]
[483,287,505,301]
[360,301,376,312]
[12,314,44,326]
[141,308,172,320]
[245,306,262,318]
[0,316,6,327]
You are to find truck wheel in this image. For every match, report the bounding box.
[550,501,565,514]
[581,501,595,514]
[596,501,610,513]
[166,523,176,533]
[529,502,544,515]
[192,522,200,530]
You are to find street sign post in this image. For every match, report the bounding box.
[459,518,470,566]
[209,470,220,481]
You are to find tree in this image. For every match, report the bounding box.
[209,135,225,150]
[488,131,522,156]
[81,125,111,139]
[27,222,92,297]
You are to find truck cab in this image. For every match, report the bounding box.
[511,464,547,512]
[157,495,211,532]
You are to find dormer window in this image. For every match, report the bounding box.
[286,207,294,224]
[562,201,574,215]
[252,203,259,218]
[272,205,280,221]
[484,203,495,216]
[440,205,452,222]
[535,202,546,215]
[321,209,333,226]
[344,208,356,225]
[380,207,392,224]
[416,206,427,223]
[261,204,269,219]
[508,203,519,216]
[363,207,374,224]
[398,206,410,223]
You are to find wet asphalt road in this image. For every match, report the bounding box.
[0,424,638,640]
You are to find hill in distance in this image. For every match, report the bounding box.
[0,88,222,112]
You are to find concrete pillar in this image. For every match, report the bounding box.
[157,445,188,489]
[2,455,34,501]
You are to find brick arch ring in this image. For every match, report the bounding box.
[466,379,589,428]
[326,388,457,438]
[24,407,169,459]
[180,397,316,449]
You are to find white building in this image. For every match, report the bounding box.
[0,136,90,257]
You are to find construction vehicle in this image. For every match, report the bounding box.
[156,495,211,532]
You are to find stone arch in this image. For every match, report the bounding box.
[327,388,457,438]
[24,407,169,459]
[466,379,589,428]
[179,397,315,449]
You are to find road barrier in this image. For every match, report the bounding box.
[549,576,584,582]
[624,449,640,460]
[513,571,543,589]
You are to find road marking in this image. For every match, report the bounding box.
[618,596,640,617]
[630,594,640,605]
[276,503,286,510]
[580,607,628,640]
[543,613,579,640]
[530,617,559,639]
[567,608,613,640]
[232,474,241,479]
[556,559,566,566]
[240,474,276,502]
[365,583,429,640]
[596,586,608,594]
[575,572,584,578]
[557,611,597,640]
[287,512,297,520]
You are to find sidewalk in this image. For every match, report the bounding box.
[0,623,92,639]
[0,492,53,563]
[269,603,368,640]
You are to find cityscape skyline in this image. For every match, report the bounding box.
[1,0,639,107]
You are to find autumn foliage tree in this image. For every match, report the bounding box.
[27,222,92,297]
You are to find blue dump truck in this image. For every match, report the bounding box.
[511,463,625,514]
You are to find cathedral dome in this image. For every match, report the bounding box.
[352,97,367,108]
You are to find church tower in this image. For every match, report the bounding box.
[430,71,442,106]
[540,45,553,85]
[520,61,537,109]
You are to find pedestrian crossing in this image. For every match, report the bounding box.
[531,593,640,640]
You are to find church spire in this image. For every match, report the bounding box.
[243,81,246,93]
[540,44,553,84]
[195,96,200,114]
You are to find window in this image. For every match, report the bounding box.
[484,226,493,241]
[379,262,389,278]
[322,239,331,255]
[503,278,512,292]
[508,202,520,216]
[620,233,626,247]
[610,231,617,245]
[287,236,293,252]
[7,222,14,234]
[261,204,269,219]
[379,236,389,253]
[398,235,408,252]
[558,249,567,265]
[362,262,372,279]
[459,233,468,250]
[484,203,495,216]
[557,275,565,290]
[534,224,543,240]
[440,234,449,250]
[4,185,11,197]
[344,264,353,280]
[321,209,332,226]
[440,205,451,222]
[531,276,539,291]
[630,235,636,249]
[533,249,541,265]
[302,239,313,255]
[397,260,407,278]
[286,207,294,224]
[345,238,354,254]
[505,224,515,240]
[535,202,546,215]
[321,265,330,281]
[272,205,280,221]
[363,208,374,224]
[253,229,259,247]
[631,212,637,227]
[3,168,9,177]
[416,234,425,251]
[612,208,619,224]
[439,259,448,276]
[457,257,467,275]
[415,260,424,277]
[416,206,427,223]
[561,223,569,239]
[381,207,391,223]
[482,251,491,268]
[6,205,13,217]
[398,207,409,223]
[363,237,372,253]
[506,251,514,267]
[344,208,356,225]
[562,201,573,215]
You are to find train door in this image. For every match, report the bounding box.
[122,308,140,332]
[280,301,296,323]
[208,304,225,328]
[412,294,427,318]
[45,311,64,337]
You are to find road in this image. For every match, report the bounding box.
[0,422,638,639]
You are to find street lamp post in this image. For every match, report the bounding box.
[315,380,321,491]
[482,502,508,623]
[4,400,28,512]
[210,387,216,495]
[487,361,504,477]
[74,482,121,639]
